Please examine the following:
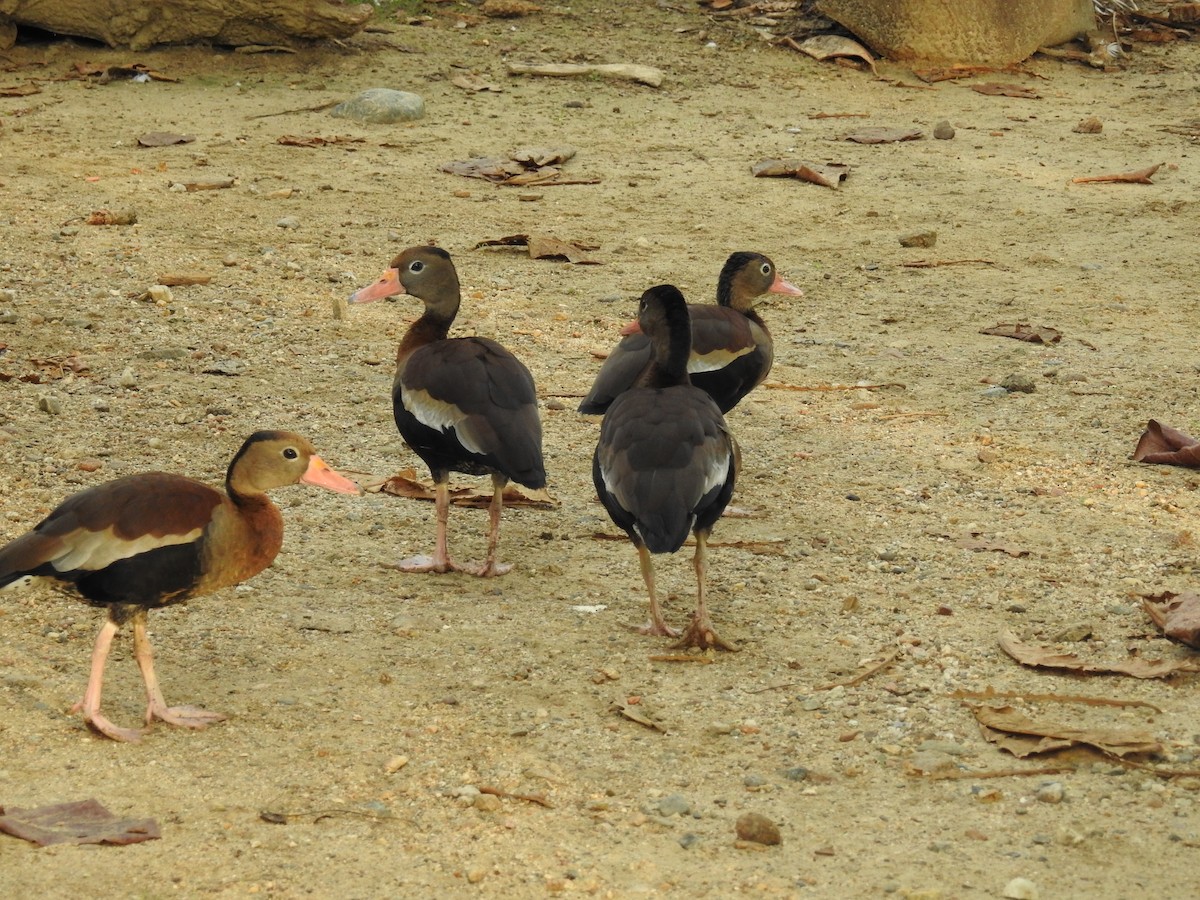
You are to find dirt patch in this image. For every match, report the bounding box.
[1,3,1199,896]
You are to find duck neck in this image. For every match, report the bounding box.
[642,318,692,389]
[398,308,455,365]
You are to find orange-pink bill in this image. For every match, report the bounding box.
[301,456,361,494]
[348,267,404,304]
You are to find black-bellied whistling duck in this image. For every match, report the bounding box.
[0,431,360,742]
[593,284,739,650]
[579,251,802,415]
[349,245,546,577]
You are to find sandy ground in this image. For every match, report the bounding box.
[2,2,1200,897]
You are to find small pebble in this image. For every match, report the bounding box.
[1073,116,1103,134]
[276,217,301,230]
[1002,877,1040,900]
[147,285,174,305]
[899,230,937,248]
[658,793,691,817]
[980,385,1009,398]
[933,120,955,139]
[384,755,408,773]
[735,812,781,846]
[37,394,63,415]
[678,832,700,850]
[1051,622,1093,642]
[1000,374,1036,394]
[781,766,809,782]
[331,88,425,124]
[0,309,17,324]
[1035,782,1064,804]
[474,794,502,812]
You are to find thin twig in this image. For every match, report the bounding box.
[924,766,1074,781]
[817,649,900,690]
[764,381,905,393]
[949,687,1162,713]
[901,258,996,268]
[649,654,714,664]
[478,785,555,808]
[245,100,340,120]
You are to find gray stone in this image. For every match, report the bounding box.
[1035,781,1064,804]
[933,119,955,139]
[331,89,425,125]
[657,793,692,817]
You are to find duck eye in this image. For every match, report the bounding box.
[283,447,299,460]
[409,260,424,273]
[760,263,772,276]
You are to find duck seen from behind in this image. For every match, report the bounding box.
[0,431,361,742]
[593,284,739,650]
[579,251,802,415]
[349,246,546,577]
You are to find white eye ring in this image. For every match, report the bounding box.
[760,263,772,276]
[409,261,424,273]
[283,447,299,460]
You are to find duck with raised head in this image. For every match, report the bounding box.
[579,251,802,415]
[593,284,739,650]
[349,246,546,577]
[0,431,361,742]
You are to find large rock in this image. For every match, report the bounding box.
[0,0,371,51]
[816,0,1095,65]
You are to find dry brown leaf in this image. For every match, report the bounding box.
[277,135,365,148]
[970,83,1040,99]
[611,701,667,733]
[0,83,41,97]
[157,272,213,287]
[367,468,559,509]
[789,35,877,75]
[1142,592,1200,649]
[137,131,195,147]
[1133,419,1200,467]
[955,535,1028,558]
[1071,163,1163,185]
[979,322,1061,344]
[973,705,1161,758]
[171,178,236,192]
[999,631,1200,679]
[843,127,922,144]
[751,158,850,189]
[0,799,160,847]
[474,233,601,265]
[86,209,138,226]
[450,73,503,93]
[506,62,663,88]
[480,0,541,17]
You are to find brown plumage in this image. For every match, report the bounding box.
[349,245,546,576]
[0,431,360,742]
[579,251,802,415]
[593,284,739,650]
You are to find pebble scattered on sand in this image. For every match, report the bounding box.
[933,120,955,139]
[735,812,781,845]
[331,88,426,124]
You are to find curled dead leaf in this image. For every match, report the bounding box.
[979,323,1061,344]
[1142,591,1200,649]
[974,705,1161,758]
[999,631,1200,679]
[1133,420,1200,467]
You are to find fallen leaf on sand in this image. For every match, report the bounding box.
[611,700,668,733]
[451,72,503,93]
[1071,163,1163,184]
[86,209,138,226]
[954,534,1028,557]
[1133,420,1200,467]
[365,468,560,509]
[506,62,663,88]
[277,135,365,148]
[0,83,41,97]
[751,159,850,189]
[137,131,195,147]
[475,233,601,264]
[1142,592,1200,649]
[970,83,1040,99]
[843,127,922,144]
[973,705,1161,758]
[979,323,1062,344]
[999,631,1200,679]
[0,799,160,847]
[442,146,598,186]
[786,35,877,75]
